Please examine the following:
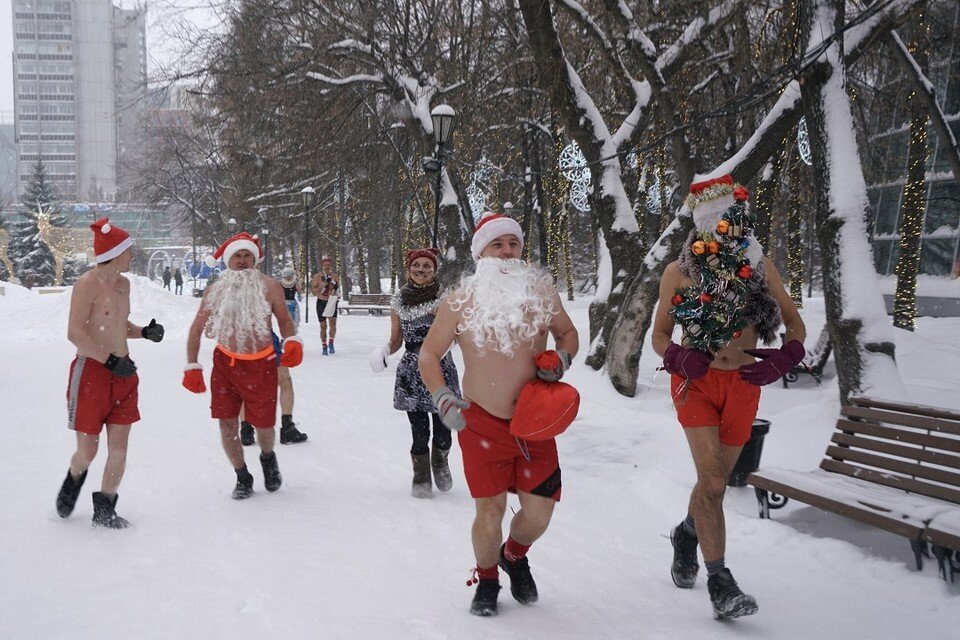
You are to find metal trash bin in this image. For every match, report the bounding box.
[728,419,771,487]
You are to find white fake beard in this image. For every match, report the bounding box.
[204,268,272,346]
[450,258,558,357]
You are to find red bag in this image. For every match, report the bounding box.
[510,379,580,441]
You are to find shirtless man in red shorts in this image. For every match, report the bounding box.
[56,218,165,528]
[652,175,805,620]
[419,213,578,617]
[183,232,303,499]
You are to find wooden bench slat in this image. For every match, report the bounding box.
[824,446,960,488]
[819,459,960,505]
[748,472,926,539]
[831,432,960,471]
[842,405,960,435]
[924,510,960,548]
[835,419,960,454]
[849,397,960,422]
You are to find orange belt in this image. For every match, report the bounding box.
[216,343,276,366]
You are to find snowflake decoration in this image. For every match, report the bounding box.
[467,159,498,221]
[646,176,673,217]
[559,142,590,183]
[625,151,638,169]
[797,117,813,166]
[569,180,592,213]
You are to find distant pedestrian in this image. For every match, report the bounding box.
[162,267,172,290]
[174,269,184,295]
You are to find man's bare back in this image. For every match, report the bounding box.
[68,268,132,362]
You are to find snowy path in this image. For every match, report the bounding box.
[1,278,958,639]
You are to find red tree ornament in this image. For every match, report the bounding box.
[698,292,713,303]
[737,264,753,279]
[732,329,743,339]
[671,294,684,306]
[733,186,749,201]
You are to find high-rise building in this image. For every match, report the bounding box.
[11,0,146,203]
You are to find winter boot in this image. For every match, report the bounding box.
[91,492,130,529]
[431,446,453,492]
[232,466,254,500]
[240,421,255,446]
[671,522,700,589]
[56,469,87,518]
[411,453,433,498]
[328,340,335,355]
[280,416,308,444]
[707,568,758,620]
[469,579,501,617]
[260,451,282,492]
[498,544,538,604]
[322,344,329,356]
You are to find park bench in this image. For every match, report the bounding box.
[748,396,960,582]
[781,329,830,388]
[339,292,392,315]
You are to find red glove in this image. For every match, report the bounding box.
[534,350,571,382]
[662,343,713,380]
[739,340,806,386]
[280,336,304,368]
[182,363,206,393]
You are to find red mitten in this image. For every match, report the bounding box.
[534,350,571,382]
[280,336,304,368]
[182,363,206,393]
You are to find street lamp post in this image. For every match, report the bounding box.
[301,186,315,322]
[261,227,270,275]
[429,104,455,247]
[503,201,514,217]
[227,217,237,234]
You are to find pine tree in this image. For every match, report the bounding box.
[23,160,65,226]
[6,213,56,288]
[61,254,92,285]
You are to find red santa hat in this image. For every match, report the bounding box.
[471,213,524,261]
[684,174,750,232]
[406,247,439,270]
[90,217,133,263]
[205,232,263,268]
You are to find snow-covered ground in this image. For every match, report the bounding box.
[1,277,958,639]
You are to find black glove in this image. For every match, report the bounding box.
[105,354,137,378]
[141,319,165,343]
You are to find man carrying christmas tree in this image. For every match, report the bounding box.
[652,174,806,620]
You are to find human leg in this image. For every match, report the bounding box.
[220,418,245,468]
[278,367,307,444]
[430,413,453,492]
[408,412,432,498]
[57,432,99,517]
[682,426,729,564]
[101,423,131,495]
[498,491,556,604]
[469,493,507,616]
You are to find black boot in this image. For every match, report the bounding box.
[240,421,255,446]
[411,453,432,499]
[56,469,87,518]
[260,451,282,492]
[498,544,538,604]
[469,579,501,617]
[431,446,453,492]
[671,522,700,589]
[232,465,254,499]
[279,416,308,444]
[91,492,130,529]
[707,568,758,620]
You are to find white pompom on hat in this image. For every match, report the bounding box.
[89,217,132,263]
[205,232,263,268]
[470,213,524,261]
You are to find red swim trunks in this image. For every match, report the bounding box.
[66,356,140,435]
[458,403,562,501]
[670,369,761,446]
[210,345,278,428]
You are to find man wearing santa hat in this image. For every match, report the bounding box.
[651,174,805,620]
[182,231,303,499]
[419,213,579,617]
[55,218,165,529]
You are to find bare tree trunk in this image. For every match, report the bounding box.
[892,7,929,331]
[800,0,903,404]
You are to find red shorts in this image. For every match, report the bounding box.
[210,345,278,428]
[671,369,761,446]
[66,356,140,435]
[458,403,562,501]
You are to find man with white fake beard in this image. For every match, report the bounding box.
[419,213,579,617]
[183,232,304,499]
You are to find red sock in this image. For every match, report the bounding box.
[476,565,499,581]
[503,537,531,563]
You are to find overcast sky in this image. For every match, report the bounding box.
[0,0,221,115]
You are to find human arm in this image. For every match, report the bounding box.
[186,293,212,365]
[739,259,808,385]
[128,319,164,342]
[268,278,297,340]
[388,311,403,354]
[651,261,712,378]
[536,291,579,381]
[419,298,468,431]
